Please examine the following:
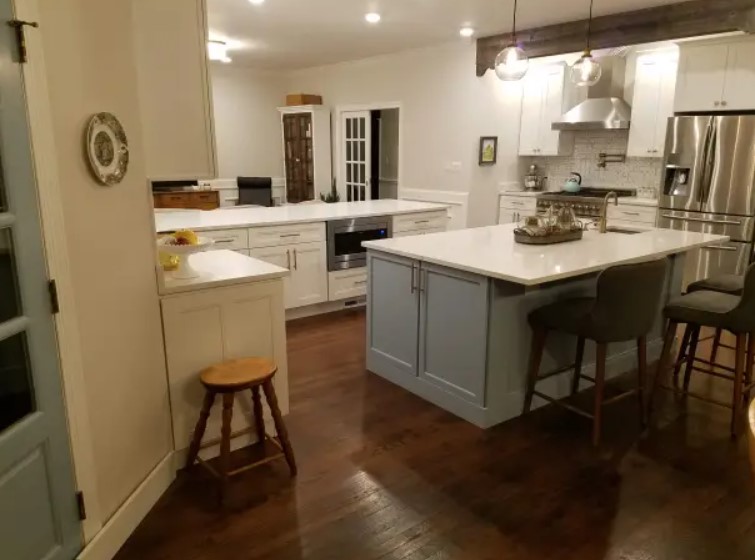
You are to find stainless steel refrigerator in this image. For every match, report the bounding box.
[658,115,755,287]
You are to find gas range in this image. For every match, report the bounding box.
[536,188,637,219]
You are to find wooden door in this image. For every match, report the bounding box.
[283,113,314,203]
[0,3,81,557]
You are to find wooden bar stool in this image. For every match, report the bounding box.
[524,259,668,446]
[185,357,297,503]
[651,264,755,438]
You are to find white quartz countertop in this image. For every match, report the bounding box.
[363,225,728,286]
[159,250,288,295]
[154,199,448,233]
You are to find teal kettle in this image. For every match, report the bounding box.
[564,172,582,193]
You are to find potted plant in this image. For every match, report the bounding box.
[320,178,340,203]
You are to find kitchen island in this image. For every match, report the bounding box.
[363,225,728,428]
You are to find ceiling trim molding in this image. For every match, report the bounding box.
[476,0,755,77]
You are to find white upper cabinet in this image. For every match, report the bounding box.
[133,0,217,179]
[675,37,755,113]
[627,53,678,158]
[518,64,573,156]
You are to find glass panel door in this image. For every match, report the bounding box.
[341,111,371,202]
[0,3,81,558]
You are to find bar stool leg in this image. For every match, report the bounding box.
[682,325,701,395]
[523,329,547,414]
[219,393,234,504]
[731,333,747,438]
[710,328,723,364]
[637,336,647,428]
[650,320,678,419]
[251,386,266,445]
[185,390,215,468]
[571,337,586,396]
[592,343,608,446]
[745,333,754,405]
[262,380,297,476]
[672,324,692,387]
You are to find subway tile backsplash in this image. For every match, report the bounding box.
[526,131,662,198]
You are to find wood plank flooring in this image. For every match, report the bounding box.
[115,310,755,560]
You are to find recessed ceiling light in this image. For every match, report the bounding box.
[460,27,475,38]
[249,0,265,4]
[365,12,381,24]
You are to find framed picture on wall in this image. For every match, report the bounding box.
[479,136,497,166]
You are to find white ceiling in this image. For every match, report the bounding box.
[207,0,690,70]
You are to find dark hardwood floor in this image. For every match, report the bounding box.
[115,310,755,560]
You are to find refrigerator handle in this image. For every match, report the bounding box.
[699,118,717,204]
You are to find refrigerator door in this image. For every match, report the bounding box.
[702,115,755,216]
[658,209,753,287]
[660,116,714,212]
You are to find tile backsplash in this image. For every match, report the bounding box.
[525,131,662,198]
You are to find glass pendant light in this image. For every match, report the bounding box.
[570,0,601,86]
[495,0,529,81]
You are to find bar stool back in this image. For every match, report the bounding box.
[524,259,668,445]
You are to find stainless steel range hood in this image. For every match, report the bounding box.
[552,56,632,131]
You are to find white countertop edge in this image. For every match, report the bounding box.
[158,250,289,296]
[499,190,658,207]
[154,200,450,233]
[364,229,730,286]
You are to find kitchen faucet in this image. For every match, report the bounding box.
[598,191,618,233]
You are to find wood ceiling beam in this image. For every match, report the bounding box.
[476,0,755,77]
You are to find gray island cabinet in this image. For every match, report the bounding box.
[364,225,729,428]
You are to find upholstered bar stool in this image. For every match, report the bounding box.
[524,259,668,445]
[672,273,745,384]
[185,357,297,503]
[651,264,755,437]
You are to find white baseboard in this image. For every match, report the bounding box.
[286,298,366,321]
[76,453,175,560]
[399,188,468,230]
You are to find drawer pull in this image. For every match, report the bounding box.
[278,233,301,238]
[414,220,431,225]
[620,211,641,216]
[213,238,236,244]
[353,280,367,286]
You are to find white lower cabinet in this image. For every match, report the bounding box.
[608,204,657,227]
[367,252,489,407]
[250,241,327,309]
[393,227,445,238]
[160,280,288,459]
[328,268,368,300]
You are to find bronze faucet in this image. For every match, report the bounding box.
[599,191,618,233]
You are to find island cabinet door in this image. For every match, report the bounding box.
[418,264,489,406]
[366,253,420,379]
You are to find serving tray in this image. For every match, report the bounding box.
[514,229,583,245]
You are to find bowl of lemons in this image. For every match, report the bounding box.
[157,229,214,279]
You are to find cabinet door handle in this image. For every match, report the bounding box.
[410,263,416,294]
[286,249,291,270]
[293,248,298,270]
[702,244,738,252]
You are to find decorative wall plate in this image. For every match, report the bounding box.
[86,112,129,185]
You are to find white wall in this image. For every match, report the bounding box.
[211,66,287,179]
[287,42,523,227]
[39,0,172,522]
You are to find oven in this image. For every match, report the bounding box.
[327,216,392,271]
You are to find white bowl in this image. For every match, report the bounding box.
[157,236,214,278]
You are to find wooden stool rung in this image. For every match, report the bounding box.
[659,383,734,409]
[196,456,221,480]
[532,391,594,419]
[228,452,286,477]
[602,388,639,406]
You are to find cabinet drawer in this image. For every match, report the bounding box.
[153,193,191,208]
[608,205,657,224]
[201,228,249,250]
[248,222,325,248]
[328,268,368,301]
[393,227,446,238]
[499,196,537,211]
[393,211,448,233]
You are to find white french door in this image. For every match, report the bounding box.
[341,111,371,202]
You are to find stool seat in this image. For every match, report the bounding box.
[687,274,744,295]
[664,290,740,329]
[200,357,276,391]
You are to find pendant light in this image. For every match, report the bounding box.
[570,0,602,86]
[494,0,529,81]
